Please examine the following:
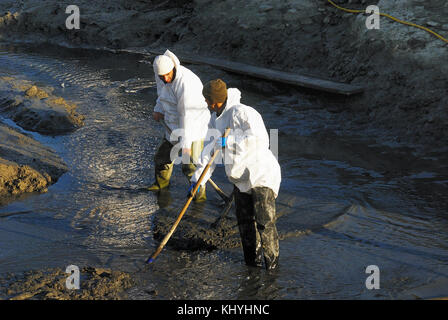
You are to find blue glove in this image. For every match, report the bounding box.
[187,183,201,198]
[220,137,227,148]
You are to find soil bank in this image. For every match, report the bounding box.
[0,76,84,205]
[0,0,446,152]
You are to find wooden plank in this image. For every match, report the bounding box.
[147,50,364,96]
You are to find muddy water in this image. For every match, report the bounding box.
[0,42,447,300]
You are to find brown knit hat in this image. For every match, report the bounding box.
[203,79,227,104]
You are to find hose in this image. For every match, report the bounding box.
[326,0,448,44]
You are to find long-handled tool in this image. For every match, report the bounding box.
[210,188,235,229]
[147,128,231,264]
[158,119,230,202]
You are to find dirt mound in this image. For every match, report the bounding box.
[0,159,51,195]
[0,76,84,134]
[0,267,134,300]
[0,122,68,206]
[153,207,241,250]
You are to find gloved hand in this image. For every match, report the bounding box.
[220,137,227,148]
[187,182,201,198]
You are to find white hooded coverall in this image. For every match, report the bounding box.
[192,87,281,269]
[191,88,281,197]
[153,49,210,149]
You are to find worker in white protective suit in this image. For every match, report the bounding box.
[148,49,211,202]
[190,79,281,270]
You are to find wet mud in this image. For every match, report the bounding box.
[0,122,68,206]
[152,191,350,252]
[153,204,240,251]
[0,267,133,300]
[0,72,85,206]
[0,76,84,134]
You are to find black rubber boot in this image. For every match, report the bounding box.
[235,187,263,268]
[252,187,279,270]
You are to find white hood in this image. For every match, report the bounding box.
[153,49,181,75]
[226,88,242,108]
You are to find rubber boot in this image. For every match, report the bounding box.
[148,139,174,191]
[147,163,173,191]
[252,187,279,270]
[194,184,207,202]
[235,188,263,268]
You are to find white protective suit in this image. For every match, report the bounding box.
[191,88,281,197]
[153,50,211,149]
